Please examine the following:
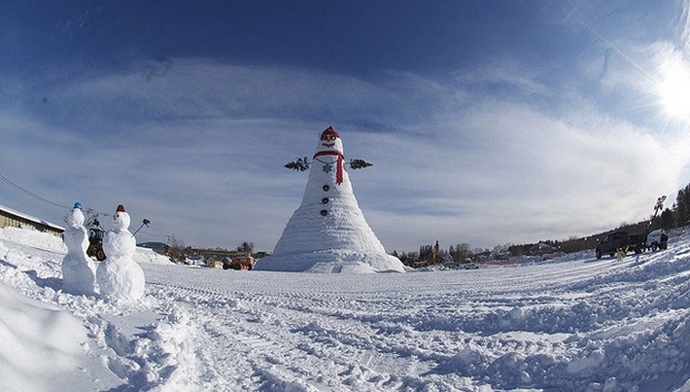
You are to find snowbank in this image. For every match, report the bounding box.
[0,226,171,265]
[0,226,66,253]
[256,249,405,273]
[0,282,116,392]
[134,246,173,265]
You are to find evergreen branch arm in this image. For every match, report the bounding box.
[285,157,311,171]
[349,159,373,170]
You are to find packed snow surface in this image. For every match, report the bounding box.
[2,226,690,391]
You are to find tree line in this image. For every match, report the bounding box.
[654,183,690,230]
[392,242,488,267]
[393,180,690,267]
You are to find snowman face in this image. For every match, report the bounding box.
[317,131,343,154]
[112,211,131,231]
[67,208,85,227]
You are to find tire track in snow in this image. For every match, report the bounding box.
[146,275,452,390]
[147,264,587,390]
[141,247,690,391]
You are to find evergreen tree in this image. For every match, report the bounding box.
[395,251,418,266]
[419,244,433,262]
[677,189,688,227]
[683,184,690,226]
[660,208,675,230]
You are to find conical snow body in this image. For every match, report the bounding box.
[255,128,405,273]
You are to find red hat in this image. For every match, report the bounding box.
[116,205,126,212]
[320,126,339,140]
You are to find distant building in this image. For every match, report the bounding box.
[528,242,557,256]
[204,256,224,269]
[526,242,566,260]
[0,204,64,237]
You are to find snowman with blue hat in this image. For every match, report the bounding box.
[61,201,97,295]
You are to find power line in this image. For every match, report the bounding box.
[0,173,71,210]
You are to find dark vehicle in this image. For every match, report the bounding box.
[595,230,646,259]
[87,226,106,261]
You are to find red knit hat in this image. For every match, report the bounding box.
[116,205,126,212]
[320,126,339,140]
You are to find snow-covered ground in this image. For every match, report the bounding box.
[2,226,690,392]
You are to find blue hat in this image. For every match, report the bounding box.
[73,202,83,210]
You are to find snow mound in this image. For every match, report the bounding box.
[0,226,66,253]
[0,282,111,392]
[255,249,405,273]
[134,246,173,265]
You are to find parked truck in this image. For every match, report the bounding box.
[595,230,646,259]
[222,255,255,270]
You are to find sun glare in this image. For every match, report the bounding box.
[657,56,690,123]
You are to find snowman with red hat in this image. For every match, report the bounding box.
[255,126,405,273]
[97,204,145,302]
[61,201,97,295]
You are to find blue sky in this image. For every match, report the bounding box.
[2,0,690,253]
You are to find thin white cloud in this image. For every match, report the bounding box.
[352,96,685,250]
[2,56,689,252]
[452,60,553,98]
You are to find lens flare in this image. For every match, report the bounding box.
[656,55,690,123]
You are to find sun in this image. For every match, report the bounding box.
[656,55,690,123]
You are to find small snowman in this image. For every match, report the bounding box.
[96,204,145,302]
[61,202,97,295]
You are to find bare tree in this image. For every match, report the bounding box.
[237,241,254,254]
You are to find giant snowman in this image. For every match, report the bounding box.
[255,127,405,273]
[97,204,145,302]
[61,202,97,295]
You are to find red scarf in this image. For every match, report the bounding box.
[313,150,344,185]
